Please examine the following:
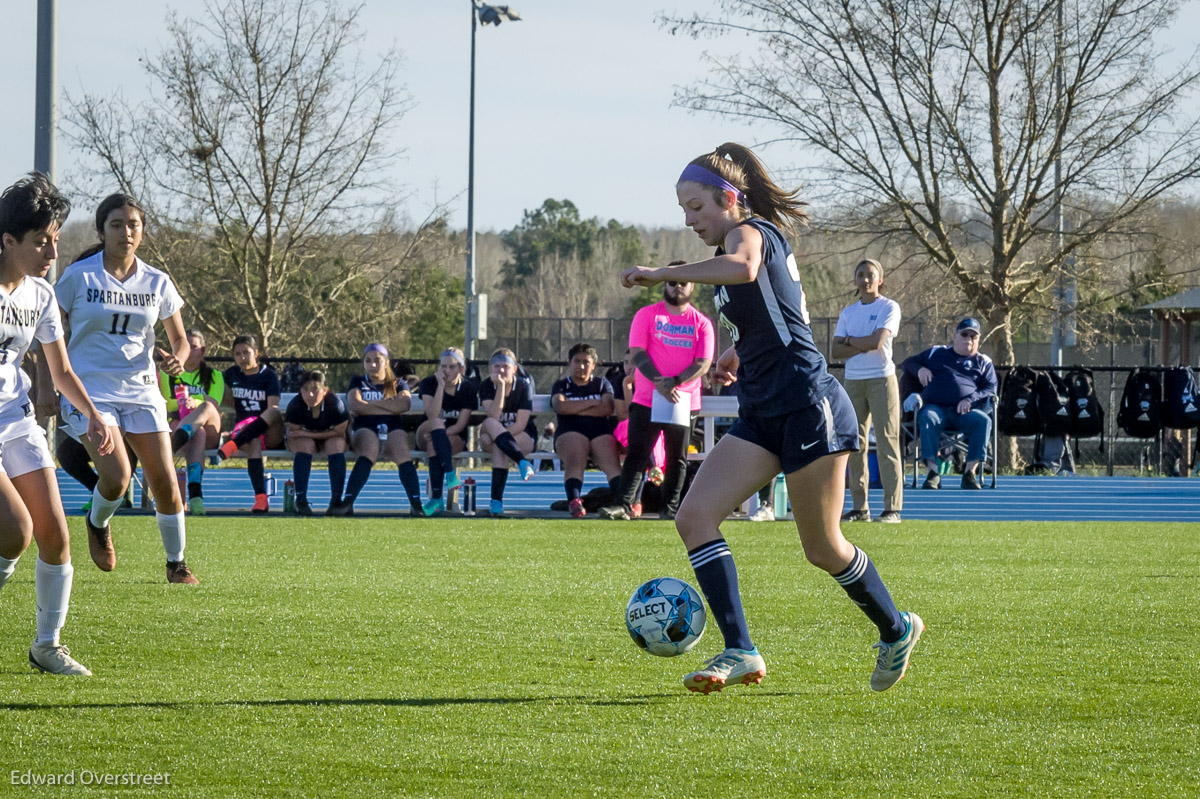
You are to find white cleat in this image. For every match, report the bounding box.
[870,611,924,691]
[29,642,92,676]
[683,647,766,694]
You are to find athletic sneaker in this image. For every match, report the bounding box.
[518,460,535,482]
[445,470,462,491]
[251,494,270,514]
[85,515,116,572]
[630,502,643,518]
[80,499,92,514]
[597,505,631,521]
[683,647,766,694]
[961,470,982,490]
[294,499,313,517]
[877,510,902,524]
[422,497,445,517]
[166,560,199,585]
[29,642,91,676]
[748,504,775,522]
[841,509,872,522]
[326,500,353,517]
[659,509,676,521]
[569,498,586,518]
[922,472,941,490]
[217,440,238,461]
[870,611,924,691]
[489,500,505,518]
[188,496,206,516]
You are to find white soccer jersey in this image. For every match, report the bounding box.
[0,275,63,426]
[54,252,184,403]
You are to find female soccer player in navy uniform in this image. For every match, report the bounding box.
[477,348,537,517]
[551,342,621,518]
[620,144,923,693]
[337,343,423,516]
[283,370,348,515]
[222,334,283,513]
[55,193,198,585]
[416,347,478,516]
[0,174,114,675]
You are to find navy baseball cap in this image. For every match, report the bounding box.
[956,318,981,334]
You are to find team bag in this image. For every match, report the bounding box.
[998,365,1042,436]
[1064,367,1104,439]
[1161,366,1200,429]
[1116,369,1162,438]
[1035,370,1072,436]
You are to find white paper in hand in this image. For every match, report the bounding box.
[651,390,691,426]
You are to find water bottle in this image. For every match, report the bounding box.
[283,480,296,513]
[264,472,276,497]
[463,477,476,516]
[174,384,190,420]
[176,467,187,503]
[376,423,389,443]
[772,473,788,521]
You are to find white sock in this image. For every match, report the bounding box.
[89,485,125,529]
[157,511,186,562]
[35,558,73,646]
[0,553,19,591]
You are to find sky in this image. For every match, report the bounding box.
[2,1,1198,233]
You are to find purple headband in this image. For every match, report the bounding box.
[490,352,516,367]
[678,163,746,206]
[363,343,390,359]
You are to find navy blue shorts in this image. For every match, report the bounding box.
[351,415,406,434]
[555,417,614,441]
[727,383,860,474]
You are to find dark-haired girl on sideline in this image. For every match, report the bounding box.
[477,347,536,518]
[159,329,224,516]
[551,342,621,518]
[221,334,283,513]
[416,347,477,516]
[283,371,348,516]
[336,343,423,517]
[55,192,198,585]
[619,143,922,694]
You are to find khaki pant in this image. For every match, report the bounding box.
[844,374,903,513]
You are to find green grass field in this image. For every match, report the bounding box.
[1,516,1197,798]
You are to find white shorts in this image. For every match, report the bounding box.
[0,417,56,478]
[61,394,170,439]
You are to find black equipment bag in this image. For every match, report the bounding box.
[998,365,1042,436]
[1035,370,1072,436]
[1162,366,1200,430]
[1117,369,1162,438]
[1064,367,1104,438]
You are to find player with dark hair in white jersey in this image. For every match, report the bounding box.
[55,192,198,585]
[620,144,923,694]
[0,173,114,675]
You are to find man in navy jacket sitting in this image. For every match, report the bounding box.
[901,318,998,490]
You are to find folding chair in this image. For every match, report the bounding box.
[903,395,998,489]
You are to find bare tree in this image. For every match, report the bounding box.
[666,0,1200,365]
[65,0,417,353]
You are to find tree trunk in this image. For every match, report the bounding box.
[984,307,1021,472]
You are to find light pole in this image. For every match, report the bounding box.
[35,0,57,277]
[465,2,521,363]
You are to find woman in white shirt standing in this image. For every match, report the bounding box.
[832,259,903,523]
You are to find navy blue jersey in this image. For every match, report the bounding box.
[901,346,997,406]
[551,375,614,406]
[347,374,406,403]
[714,217,838,415]
[478,377,537,437]
[223,365,281,421]
[417,375,479,422]
[285,392,348,431]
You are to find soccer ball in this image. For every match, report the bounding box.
[625,577,706,657]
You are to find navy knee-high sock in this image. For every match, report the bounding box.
[234,415,270,446]
[248,457,267,495]
[428,458,445,500]
[430,428,454,472]
[608,474,621,493]
[491,468,509,502]
[833,546,906,643]
[344,456,374,502]
[293,453,313,501]
[688,539,753,651]
[57,437,98,492]
[327,453,346,504]
[493,432,525,464]
[565,477,583,501]
[397,461,422,509]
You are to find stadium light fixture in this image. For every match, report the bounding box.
[464,2,522,363]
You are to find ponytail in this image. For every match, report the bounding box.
[686,143,809,233]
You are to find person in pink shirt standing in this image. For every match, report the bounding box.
[599,273,714,520]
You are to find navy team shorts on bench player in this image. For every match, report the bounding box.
[351,415,406,433]
[727,383,859,474]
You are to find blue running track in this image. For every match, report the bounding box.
[57,469,1198,523]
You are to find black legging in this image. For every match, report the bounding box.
[616,402,693,514]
